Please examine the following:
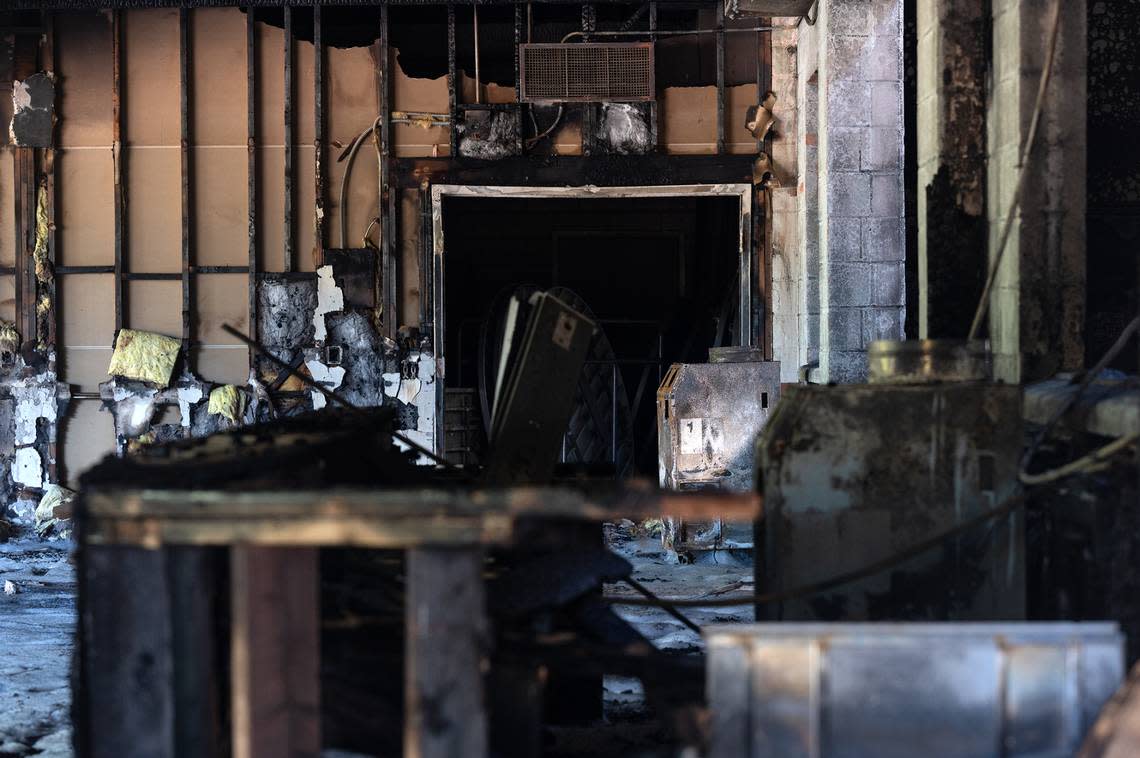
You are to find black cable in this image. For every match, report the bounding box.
[621,577,702,633]
[606,490,1028,608]
[1021,314,1140,479]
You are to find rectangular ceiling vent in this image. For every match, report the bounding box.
[519,43,655,103]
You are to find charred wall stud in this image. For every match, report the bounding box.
[179,8,192,359]
[379,4,396,339]
[447,4,457,159]
[716,2,726,155]
[112,9,125,334]
[313,4,325,268]
[247,10,258,367]
[283,4,294,274]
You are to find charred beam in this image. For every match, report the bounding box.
[648,0,658,150]
[392,154,755,188]
[41,11,57,351]
[514,3,523,155]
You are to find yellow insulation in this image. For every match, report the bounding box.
[33,181,51,285]
[107,329,181,387]
[207,384,245,424]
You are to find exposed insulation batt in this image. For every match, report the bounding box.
[107,329,181,387]
[207,384,245,424]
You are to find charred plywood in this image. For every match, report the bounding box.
[10,73,55,148]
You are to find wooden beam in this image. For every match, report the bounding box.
[405,547,488,758]
[716,2,725,155]
[379,4,396,338]
[230,546,320,758]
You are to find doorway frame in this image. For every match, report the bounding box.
[429,183,754,455]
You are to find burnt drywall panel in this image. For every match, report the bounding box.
[326,43,380,249]
[195,346,249,385]
[190,8,246,147]
[0,153,14,268]
[57,150,114,267]
[256,20,285,146]
[59,272,115,391]
[661,84,760,154]
[400,189,420,328]
[125,148,182,273]
[194,273,248,346]
[0,278,16,324]
[57,12,113,148]
[124,8,180,147]
[193,148,247,267]
[127,280,182,337]
[59,400,114,488]
[392,64,449,157]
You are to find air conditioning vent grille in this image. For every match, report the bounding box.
[520,43,654,102]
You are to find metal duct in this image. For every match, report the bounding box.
[519,43,654,103]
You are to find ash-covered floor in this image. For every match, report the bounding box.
[0,527,751,758]
[0,538,74,757]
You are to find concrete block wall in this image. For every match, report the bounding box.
[987,0,1086,382]
[816,0,907,382]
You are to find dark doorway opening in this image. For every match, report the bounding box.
[441,194,744,476]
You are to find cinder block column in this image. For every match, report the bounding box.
[916,0,987,339]
[987,0,1086,382]
[817,0,906,383]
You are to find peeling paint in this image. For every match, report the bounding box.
[313,264,345,342]
[13,447,43,488]
[177,385,204,427]
[305,354,346,410]
[12,381,57,446]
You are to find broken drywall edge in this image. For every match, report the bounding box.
[13,447,43,488]
[12,380,57,447]
[177,385,204,427]
[305,355,346,410]
[313,265,345,343]
[382,371,400,398]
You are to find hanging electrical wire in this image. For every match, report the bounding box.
[967,0,1063,341]
[337,116,382,249]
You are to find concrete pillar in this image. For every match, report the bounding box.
[916,0,987,339]
[817,0,907,382]
[987,0,1086,382]
[769,20,805,383]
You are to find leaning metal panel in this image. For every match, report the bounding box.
[520,43,655,103]
[706,623,1125,758]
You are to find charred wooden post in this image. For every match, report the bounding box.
[231,546,321,758]
[379,4,396,338]
[404,548,488,758]
[40,11,57,351]
[648,1,658,149]
[313,4,325,267]
[514,4,524,155]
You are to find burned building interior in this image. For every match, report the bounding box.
[0,0,1138,756]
